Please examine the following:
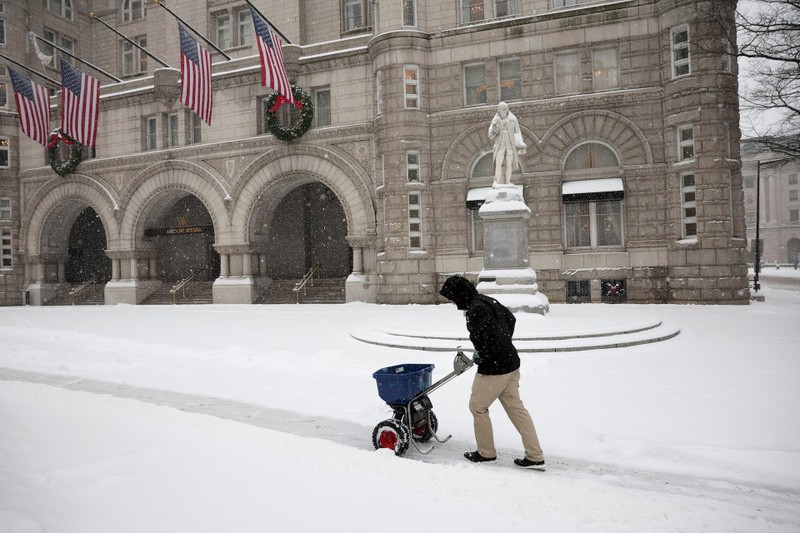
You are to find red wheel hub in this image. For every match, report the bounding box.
[378,429,398,450]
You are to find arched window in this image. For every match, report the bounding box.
[564,142,618,171]
[562,142,624,251]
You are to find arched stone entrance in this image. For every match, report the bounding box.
[65,207,112,283]
[20,179,119,306]
[254,181,351,280]
[141,193,220,282]
[230,146,379,304]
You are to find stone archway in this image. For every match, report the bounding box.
[252,179,351,280]
[111,161,231,304]
[20,178,120,305]
[232,145,377,303]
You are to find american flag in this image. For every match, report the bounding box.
[179,25,213,125]
[8,68,51,146]
[60,59,100,147]
[250,6,295,105]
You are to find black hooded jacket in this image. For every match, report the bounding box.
[439,275,520,375]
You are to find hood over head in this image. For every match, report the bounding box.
[439,275,478,310]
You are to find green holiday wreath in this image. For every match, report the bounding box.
[263,85,314,142]
[47,130,83,176]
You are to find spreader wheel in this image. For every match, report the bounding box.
[414,410,439,443]
[372,419,411,456]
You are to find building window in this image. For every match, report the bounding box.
[122,36,147,76]
[469,209,484,253]
[464,63,486,106]
[237,9,252,47]
[790,190,799,202]
[789,174,798,185]
[495,0,519,17]
[0,198,10,220]
[166,113,179,148]
[314,87,331,127]
[790,209,799,224]
[144,117,157,151]
[0,72,7,108]
[721,37,732,72]
[188,113,202,144]
[61,36,75,65]
[43,29,75,67]
[671,25,691,78]
[498,58,522,102]
[555,51,580,95]
[592,47,619,91]
[404,64,419,109]
[122,0,145,22]
[564,199,624,249]
[461,0,485,23]
[552,0,577,8]
[680,175,699,236]
[678,125,694,161]
[681,173,697,239]
[565,142,618,170]
[566,280,590,303]
[1,228,11,268]
[216,13,231,50]
[46,0,72,19]
[402,0,416,27]
[257,96,270,134]
[601,279,627,303]
[0,136,8,167]
[375,69,383,115]
[408,193,423,250]
[344,0,370,32]
[406,151,420,182]
[744,177,754,188]
[745,212,755,225]
[0,18,5,45]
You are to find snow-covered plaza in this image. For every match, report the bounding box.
[1,270,799,532]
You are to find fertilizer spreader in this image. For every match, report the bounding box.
[371,349,474,456]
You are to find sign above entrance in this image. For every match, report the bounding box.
[144,225,213,237]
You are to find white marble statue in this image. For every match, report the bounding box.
[488,102,527,186]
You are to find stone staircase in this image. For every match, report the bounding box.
[141,281,215,305]
[46,283,106,306]
[257,277,346,304]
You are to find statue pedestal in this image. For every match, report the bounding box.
[478,185,549,315]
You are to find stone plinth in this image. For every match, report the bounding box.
[478,185,549,315]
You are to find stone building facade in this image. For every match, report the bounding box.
[0,0,749,306]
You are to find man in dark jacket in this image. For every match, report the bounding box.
[440,275,545,469]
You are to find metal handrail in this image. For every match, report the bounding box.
[170,268,205,304]
[69,275,97,303]
[293,263,321,304]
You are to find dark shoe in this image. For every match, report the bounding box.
[464,451,496,463]
[514,458,545,470]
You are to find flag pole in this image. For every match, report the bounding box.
[30,34,122,83]
[150,0,232,60]
[244,0,293,44]
[0,51,60,87]
[89,12,172,69]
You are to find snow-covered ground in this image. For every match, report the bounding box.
[1,275,799,533]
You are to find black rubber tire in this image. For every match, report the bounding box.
[372,419,411,456]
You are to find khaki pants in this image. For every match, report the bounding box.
[469,369,544,461]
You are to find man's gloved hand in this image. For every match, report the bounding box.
[472,351,482,364]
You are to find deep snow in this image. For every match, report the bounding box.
[1,273,799,532]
